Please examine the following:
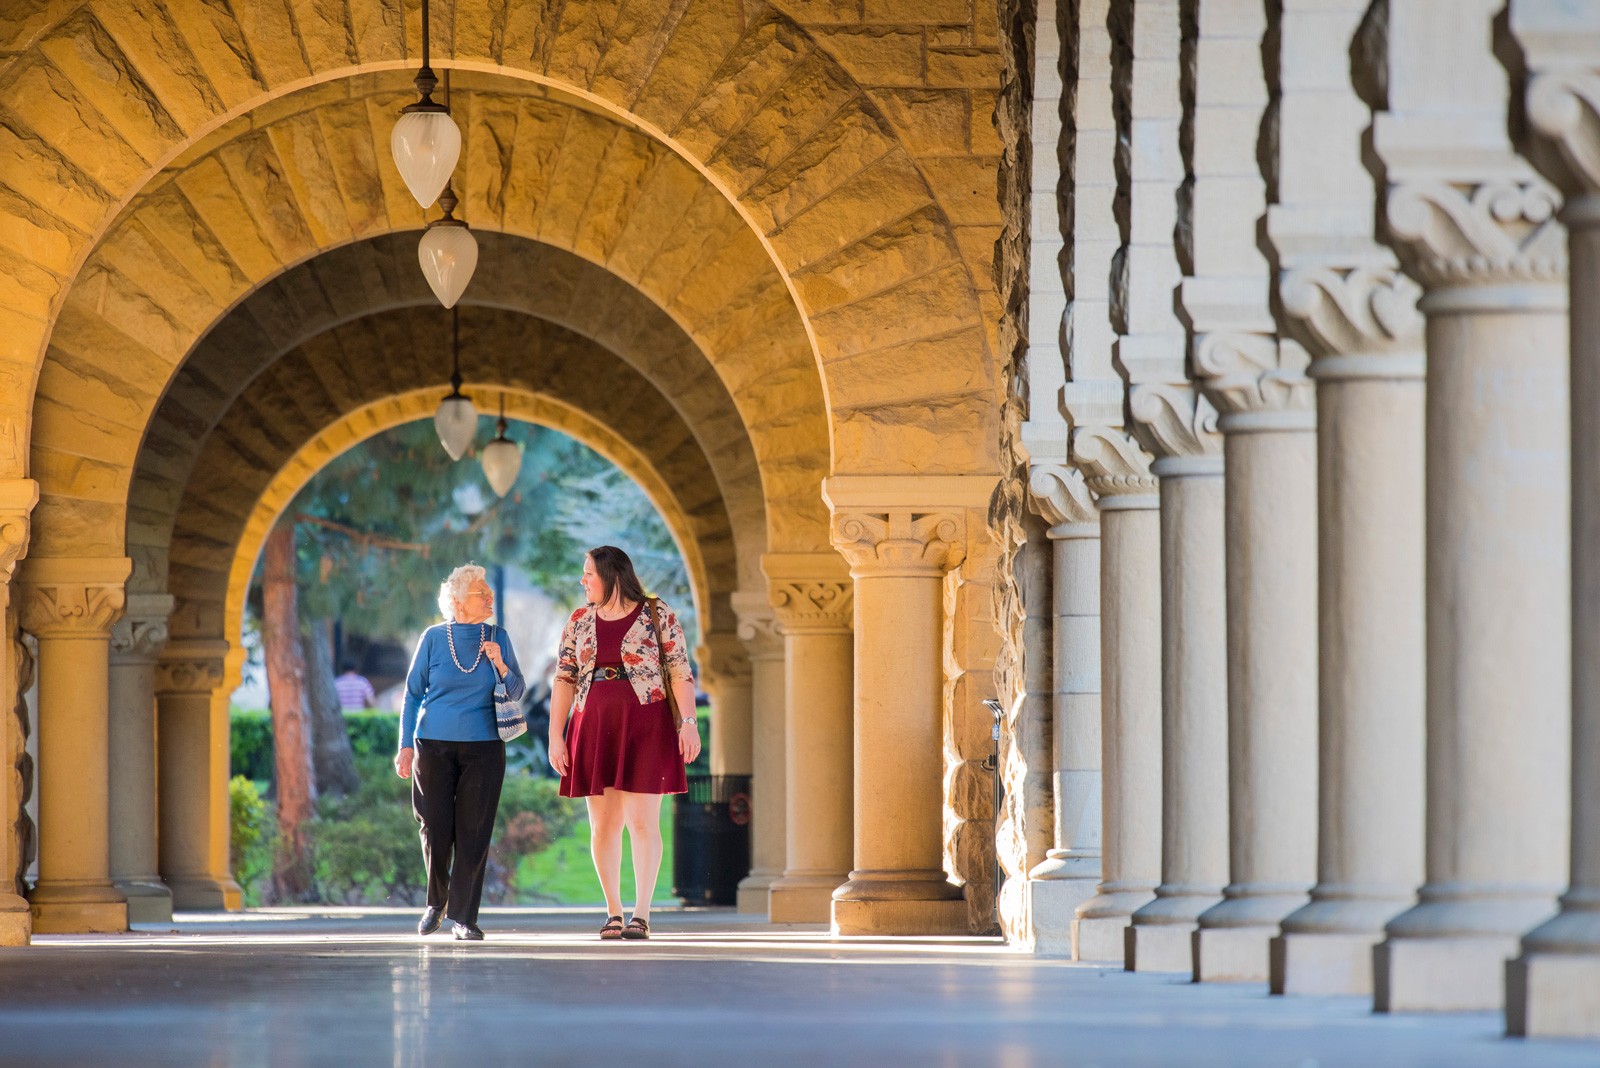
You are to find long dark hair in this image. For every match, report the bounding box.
[588,545,647,609]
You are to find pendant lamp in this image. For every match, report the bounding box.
[390,0,460,209]
[480,395,522,498]
[434,306,477,461]
[417,182,478,308]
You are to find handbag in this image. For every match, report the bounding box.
[645,598,686,737]
[495,679,527,742]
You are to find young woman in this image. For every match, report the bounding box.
[394,564,525,941]
[549,546,699,940]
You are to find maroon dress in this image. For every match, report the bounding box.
[560,602,688,797]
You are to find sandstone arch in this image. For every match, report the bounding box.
[3,3,1002,518]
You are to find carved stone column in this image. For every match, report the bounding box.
[1505,7,1600,1037]
[1266,0,1427,999]
[1372,0,1571,1012]
[1023,465,1101,955]
[697,630,753,778]
[733,592,784,914]
[764,554,854,923]
[157,641,238,910]
[824,476,994,935]
[18,556,131,933]
[108,593,174,924]
[0,479,36,945]
[1066,433,1163,963]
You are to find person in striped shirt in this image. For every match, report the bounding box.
[335,661,377,710]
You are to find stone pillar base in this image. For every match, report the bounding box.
[1270,932,1379,995]
[1374,936,1519,1012]
[1073,916,1130,962]
[736,882,771,915]
[768,875,842,923]
[832,896,968,936]
[1194,926,1274,982]
[31,885,128,934]
[1125,923,1195,973]
[115,880,174,925]
[1027,876,1099,956]
[0,894,30,945]
[167,876,239,912]
[1506,953,1600,1038]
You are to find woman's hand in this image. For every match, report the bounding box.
[678,719,701,765]
[394,747,414,780]
[548,733,569,777]
[481,639,507,676]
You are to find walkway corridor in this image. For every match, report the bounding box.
[0,909,1592,1067]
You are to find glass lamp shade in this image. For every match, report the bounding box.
[480,436,522,498]
[390,110,462,208]
[418,225,478,309]
[433,394,477,461]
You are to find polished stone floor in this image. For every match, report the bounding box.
[0,908,1596,1067]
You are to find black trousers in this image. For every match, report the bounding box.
[412,737,505,925]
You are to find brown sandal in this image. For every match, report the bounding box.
[620,917,650,940]
[599,915,624,940]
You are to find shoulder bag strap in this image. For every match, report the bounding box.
[646,598,682,728]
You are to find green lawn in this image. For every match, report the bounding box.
[515,802,677,907]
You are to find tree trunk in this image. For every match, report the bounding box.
[263,521,317,900]
[303,617,359,797]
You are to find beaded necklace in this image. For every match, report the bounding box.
[445,621,486,673]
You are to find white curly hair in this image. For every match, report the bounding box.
[438,563,488,622]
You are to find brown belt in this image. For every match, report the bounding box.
[593,665,627,681]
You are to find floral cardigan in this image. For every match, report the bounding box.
[554,599,693,713]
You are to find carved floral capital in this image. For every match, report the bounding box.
[830,510,965,577]
[1279,265,1423,360]
[1027,464,1097,533]
[1523,64,1600,197]
[1128,383,1223,461]
[1385,178,1567,289]
[1193,331,1315,418]
[768,578,853,633]
[109,593,175,665]
[20,583,125,638]
[155,657,226,696]
[1070,425,1158,498]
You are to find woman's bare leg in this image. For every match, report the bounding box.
[586,790,625,917]
[620,790,665,923]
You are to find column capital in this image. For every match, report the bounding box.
[730,590,783,660]
[762,553,854,634]
[0,478,37,580]
[696,630,751,697]
[109,593,175,666]
[1281,265,1425,379]
[1384,178,1567,295]
[1128,382,1223,465]
[17,557,131,638]
[1070,426,1159,507]
[1027,463,1099,537]
[156,639,229,696]
[821,474,995,578]
[1512,7,1600,199]
[1193,333,1316,432]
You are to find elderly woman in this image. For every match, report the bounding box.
[394,564,524,941]
[549,546,699,941]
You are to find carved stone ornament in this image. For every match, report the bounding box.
[1524,68,1600,196]
[154,657,226,696]
[830,510,965,577]
[768,578,854,633]
[1193,331,1315,416]
[0,512,28,581]
[734,608,783,659]
[109,614,171,664]
[19,583,125,638]
[1128,382,1223,460]
[1385,178,1567,289]
[1279,265,1424,359]
[1071,425,1158,498]
[1027,464,1098,533]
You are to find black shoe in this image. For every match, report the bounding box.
[418,907,444,936]
[453,922,484,941]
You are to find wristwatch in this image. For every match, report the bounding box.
[679,716,697,727]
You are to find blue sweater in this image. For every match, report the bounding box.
[399,622,525,750]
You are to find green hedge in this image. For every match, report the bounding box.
[231,708,400,781]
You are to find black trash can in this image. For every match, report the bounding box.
[671,774,751,906]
